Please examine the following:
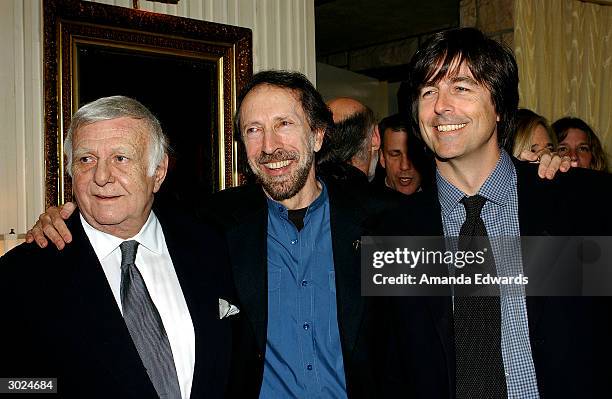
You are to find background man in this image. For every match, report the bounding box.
[319,97,381,182]
[383,28,612,399]
[0,96,234,399]
[377,113,430,195]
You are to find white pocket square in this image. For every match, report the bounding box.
[219,298,240,319]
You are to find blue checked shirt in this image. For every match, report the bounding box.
[436,150,540,399]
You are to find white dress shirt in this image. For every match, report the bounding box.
[81,212,195,399]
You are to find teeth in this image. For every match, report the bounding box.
[436,123,466,132]
[266,160,291,169]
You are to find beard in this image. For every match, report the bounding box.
[249,136,315,201]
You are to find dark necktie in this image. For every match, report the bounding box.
[120,240,181,399]
[454,195,507,399]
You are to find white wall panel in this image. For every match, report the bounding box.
[0,0,43,236]
[0,0,314,235]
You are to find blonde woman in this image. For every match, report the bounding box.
[511,108,557,158]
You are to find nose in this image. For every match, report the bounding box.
[261,128,282,154]
[568,148,578,162]
[434,88,453,115]
[93,159,113,186]
[400,154,414,171]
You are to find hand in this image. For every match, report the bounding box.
[518,149,573,180]
[25,202,77,250]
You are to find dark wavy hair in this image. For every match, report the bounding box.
[233,70,333,180]
[406,28,519,148]
[234,70,333,141]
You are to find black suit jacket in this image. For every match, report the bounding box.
[201,179,395,398]
[0,209,234,399]
[379,160,612,398]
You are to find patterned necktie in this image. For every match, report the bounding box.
[120,240,181,399]
[454,195,507,399]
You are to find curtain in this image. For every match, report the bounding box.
[514,0,612,164]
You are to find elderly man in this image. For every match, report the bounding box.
[382,28,612,399]
[0,96,234,399]
[27,74,388,398]
[319,97,381,182]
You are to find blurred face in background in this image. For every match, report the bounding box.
[557,128,593,169]
[529,124,555,153]
[380,128,422,195]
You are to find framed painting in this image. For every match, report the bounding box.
[43,0,252,210]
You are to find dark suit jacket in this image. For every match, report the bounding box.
[0,209,235,399]
[379,160,612,398]
[201,179,395,399]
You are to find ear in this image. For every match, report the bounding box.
[379,148,387,168]
[371,125,381,151]
[313,128,325,152]
[152,154,169,193]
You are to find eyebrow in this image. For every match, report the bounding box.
[448,75,478,85]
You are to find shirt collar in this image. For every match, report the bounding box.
[266,178,328,217]
[80,211,163,261]
[436,150,515,217]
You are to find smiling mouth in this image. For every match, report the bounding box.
[398,177,414,184]
[436,123,466,132]
[264,160,292,170]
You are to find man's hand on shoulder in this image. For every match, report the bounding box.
[25,202,77,250]
[518,149,574,180]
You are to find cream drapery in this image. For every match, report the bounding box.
[514,0,612,164]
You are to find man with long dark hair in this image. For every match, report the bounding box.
[383,28,612,399]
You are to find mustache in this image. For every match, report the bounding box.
[257,149,299,164]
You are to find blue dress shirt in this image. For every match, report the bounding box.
[436,150,540,399]
[259,181,348,399]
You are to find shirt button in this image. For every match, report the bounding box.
[290,239,298,245]
[301,280,308,287]
[307,364,313,371]
[303,322,310,330]
[505,372,510,377]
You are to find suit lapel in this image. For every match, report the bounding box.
[514,163,550,333]
[65,217,156,396]
[327,183,370,356]
[226,187,269,352]
[157,212,216,398]
[413,188,456,370]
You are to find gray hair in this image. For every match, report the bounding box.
[317,107,376,165]
[64,95,168,176]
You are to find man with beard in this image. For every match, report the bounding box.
[206,71,386,398]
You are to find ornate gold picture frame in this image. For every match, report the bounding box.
[43,0,252,209]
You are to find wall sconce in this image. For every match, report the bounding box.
[0,229,26,257]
